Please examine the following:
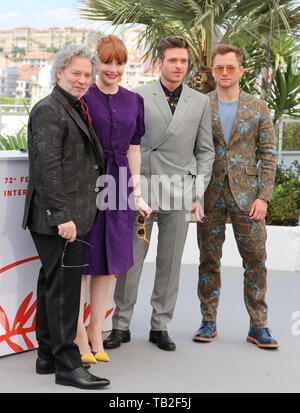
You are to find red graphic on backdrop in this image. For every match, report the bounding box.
[0,256,39,274]
[0,257,114,353]
[0,293,36,352]
[0,257,39,352]
[83,303,114,326]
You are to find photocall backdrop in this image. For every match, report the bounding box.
[0,151,113,357]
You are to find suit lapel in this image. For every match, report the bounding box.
[169,84,191,131]
[211,89,246,147]
[52,87,92,142]
[153,82,191,148]
[210,90,226,145]
[226,90,246,148]
[152,81,173,125]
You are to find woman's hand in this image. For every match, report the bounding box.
[135,196,152,218]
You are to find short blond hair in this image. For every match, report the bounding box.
[212,44,243,65]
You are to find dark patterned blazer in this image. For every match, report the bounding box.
[204,89,276,212]
[22,86,104,236]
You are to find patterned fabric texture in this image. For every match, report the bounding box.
[197,89,276,328]
[204,90,276,213]
[197,178,268,328]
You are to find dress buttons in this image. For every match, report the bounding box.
[95,187,100,192]
[46,209,51,216]
[94,164,99,170]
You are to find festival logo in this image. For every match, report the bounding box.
[0,258,114,354]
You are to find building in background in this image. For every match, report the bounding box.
[0,26,95,56]
[22,52,54,69]
[16,71,32,100]
[0,67,18,98]
[0,26,159,103]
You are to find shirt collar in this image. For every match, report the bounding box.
[55,85,80,108]
[160,78,182,98]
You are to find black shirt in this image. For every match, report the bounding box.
[55,85,102,165]
[55,85,84,120]
[160,79,183,115]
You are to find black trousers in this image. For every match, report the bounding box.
[30,231,83,371]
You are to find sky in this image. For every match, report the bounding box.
[0,0,109,31]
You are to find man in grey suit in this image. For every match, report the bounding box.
[104,36,215,351]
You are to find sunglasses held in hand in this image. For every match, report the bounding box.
[136,214,150,243]
[61,238,94,268]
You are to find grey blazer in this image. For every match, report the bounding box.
[133,81,215,210]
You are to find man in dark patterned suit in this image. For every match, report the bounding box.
[22,44,110,388]
[193,44,279,349]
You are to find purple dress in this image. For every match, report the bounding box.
[82,84,145,275]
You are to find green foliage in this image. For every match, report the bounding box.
[0,97,30,111]
[80,0,300,68]
[0,97,16,106]
[0,101,30,150]
[266,196,299,225]
[0,125,27,150]
[266,161,300,225]
[234,36,300,126]
[279,121,300,150]
[268,52,300,128]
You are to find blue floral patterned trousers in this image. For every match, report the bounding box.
[197,177,268,328]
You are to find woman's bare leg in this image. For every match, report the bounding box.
[87,274,115,353]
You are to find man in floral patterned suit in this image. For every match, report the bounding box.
[193,44,279,349]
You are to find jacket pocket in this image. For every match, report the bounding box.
[245,165,258,176]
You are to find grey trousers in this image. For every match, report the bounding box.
[112,210,190,331]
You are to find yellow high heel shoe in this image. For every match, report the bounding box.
[92,351,110,362]
[81,352,97,364]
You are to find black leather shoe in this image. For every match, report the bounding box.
[55,367,110,390]
[103,329,131,349]
[149,330,176,351]
[36,358,55,374]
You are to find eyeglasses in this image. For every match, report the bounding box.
[214,65,236,75]
[136,214,150,243]
[61,238,94,268]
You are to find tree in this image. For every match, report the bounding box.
[235,35,300,128]
[80,0,300,93]
[268,51,300,129]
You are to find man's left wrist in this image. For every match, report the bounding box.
[258,198,268,204]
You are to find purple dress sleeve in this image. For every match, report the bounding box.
[130,93,145,145]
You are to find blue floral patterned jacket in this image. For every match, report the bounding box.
[204,89,276,212]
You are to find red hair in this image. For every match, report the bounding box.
[96,35,128,64]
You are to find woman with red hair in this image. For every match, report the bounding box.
[75,35,151,364]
